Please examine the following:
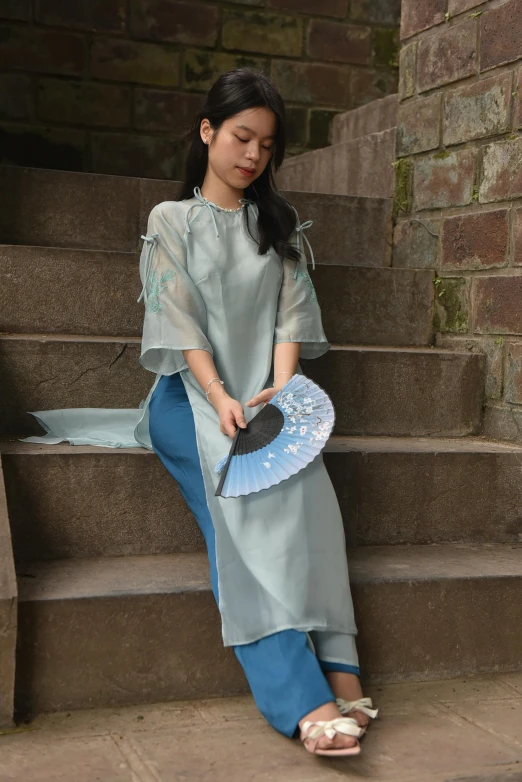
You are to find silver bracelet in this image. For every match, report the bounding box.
[206,377,224,400]
[272,371,292,387]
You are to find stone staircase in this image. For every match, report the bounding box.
[2,162,522,726]
[276,94,398,198]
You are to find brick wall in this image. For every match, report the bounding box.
[0,0,400,179]
[394,0,522,443]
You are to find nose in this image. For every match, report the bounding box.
[245,141,261,162]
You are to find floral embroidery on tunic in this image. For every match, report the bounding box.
[145,269,176,314]
[294,266,317,302]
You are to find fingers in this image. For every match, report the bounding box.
[236,415,247,429]
[246,390,269,407]
[221,423,237,439]
[221,410,246,439]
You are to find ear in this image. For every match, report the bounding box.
[200,118,212,145]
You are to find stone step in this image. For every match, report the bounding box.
[332,93,399,145]
[0,337,485,437]
[0,246,435,343]
[14,543,522,713]
[0,165,393,267]
[275,129,396,198]
[2,435,522,565]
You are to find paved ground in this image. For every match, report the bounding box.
[1,674,522,781]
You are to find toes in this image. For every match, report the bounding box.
[317,734,357,751]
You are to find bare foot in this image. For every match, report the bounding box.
[325,672,370,729]
[298,702,360,753]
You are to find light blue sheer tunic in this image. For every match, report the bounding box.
[24,188,358,648]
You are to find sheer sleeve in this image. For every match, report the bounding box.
[273,206,331,360]
[138,201,213,375]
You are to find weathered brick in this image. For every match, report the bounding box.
[285,106,308,146]
[267,0,347,18]
[0,25,86,76]
[433,276,470,333]
[131,0,218,46]
[512,207,522,266]
[417,20,477,93]
[480,138,522,204]
[398,42,416,101]
[414,148,476,211]
[480,0,522,73]
[400,0,445,40]
[474,276,522,335]
[392,217,440,269]
[506,341,522,403]
[271,59,350,107]
[374,28,400,68]
[91,132,182,179]
[309,109,339,148]
[435,334,503,399]
[394,158,413,216]
[515,67,522,128]
[184,49,267,92]
[0,0,31,20]
[443,72,512,148]
[397,94,441,157]
[448,0,482,13]
[0,73,32,120]
[134,88,202,133]
[441,210,509,271]
[0,123,85,170]
[35,0,126,32]
[223,10,302,57]
[351,0,401,25]
[307,19,371,65]
[91,39,180,87]
[351,68,398,107]
[38,78,130,128]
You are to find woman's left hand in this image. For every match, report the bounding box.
[245,386,282,408]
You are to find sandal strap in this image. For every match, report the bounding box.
[336,696,379,719]
[301,716,363,742]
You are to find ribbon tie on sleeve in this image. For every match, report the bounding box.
[137,232,159,307]
[293,217,316,279]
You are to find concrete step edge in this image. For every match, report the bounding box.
[0,164,392,208]
[1,244,432,274]
[3,434,522,457]
[1,334,478,358]
[285,127,397,160]
[16,543,522,604]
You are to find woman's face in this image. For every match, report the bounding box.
[201,107,277,190]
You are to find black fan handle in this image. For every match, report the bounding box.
[214,424,242,497]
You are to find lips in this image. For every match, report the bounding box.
[238,166,255,176]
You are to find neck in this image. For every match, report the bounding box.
[200,171,245,210]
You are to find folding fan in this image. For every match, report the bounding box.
[213,374,334,498]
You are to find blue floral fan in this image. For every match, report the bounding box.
[213,374,335,498]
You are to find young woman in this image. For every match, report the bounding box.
[141,67,378,756]
[25,67,378,755]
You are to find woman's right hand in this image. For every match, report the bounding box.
[211,393,248,439]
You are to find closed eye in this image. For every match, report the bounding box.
[235,135,273,151]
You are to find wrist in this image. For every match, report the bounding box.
[272,370,294,389]
[208,386,229,406]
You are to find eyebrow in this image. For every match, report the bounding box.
[235,124,276,140]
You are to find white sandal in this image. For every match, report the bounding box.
[335,697,379,735]
[300,716,363,756]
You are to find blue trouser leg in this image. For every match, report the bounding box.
[148,372,359,738]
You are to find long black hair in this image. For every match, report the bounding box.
[178,67,300,264]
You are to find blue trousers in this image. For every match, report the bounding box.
[149,372,360,738]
